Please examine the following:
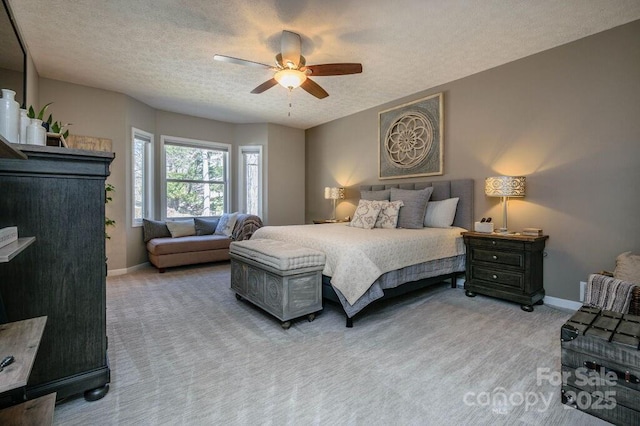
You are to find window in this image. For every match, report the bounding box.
[132,128,154,226]
[239,145,263,217]
[161,136,230,219]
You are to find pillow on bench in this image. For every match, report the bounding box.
[143,219,170,243]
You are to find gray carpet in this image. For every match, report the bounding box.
[53,263,608,425]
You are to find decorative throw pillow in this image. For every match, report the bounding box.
[166,219,196,238]
[390,187,433,229]
[194,217,219,235]
[349,200,383,229]
[215,212,239,237]
[424,197,460,228]
[142,219,171,243]
[374,200,404,229]
[614,251,640,284]
[360,189,390,201]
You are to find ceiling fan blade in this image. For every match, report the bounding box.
[300,78,329,99]
[251,78,278,94]
[303,63,363,76]
[280,30,302,68]
[214,54,272,69]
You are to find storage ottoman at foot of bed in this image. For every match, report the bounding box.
[229,240,325,329]
[560,306,640,425]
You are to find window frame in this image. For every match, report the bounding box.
[239,145,263,217]
[160,135,231,220]
[131,127,154,227]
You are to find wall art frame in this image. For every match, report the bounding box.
[378,92,443,179]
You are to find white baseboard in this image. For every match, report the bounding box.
[542,295,583,311]
[107,262,150,277]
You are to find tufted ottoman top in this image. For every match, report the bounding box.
[230,239,325,271]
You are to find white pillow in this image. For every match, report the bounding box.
[424,197,459,228]
[215,212,239,237]
[166,219,196,238]
[349,200,382,229]
[374,200,404,229]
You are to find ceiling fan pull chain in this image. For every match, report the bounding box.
[288,88,292,117]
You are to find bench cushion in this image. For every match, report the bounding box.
[230,239,325,271]
[147,234,231,256]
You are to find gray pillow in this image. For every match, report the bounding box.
[194,217,219,235]
[142,219,171,243]
[360,189,390,201]
[390,187,434,229]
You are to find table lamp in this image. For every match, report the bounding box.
[485,176,526,233]
[324,187,345,221]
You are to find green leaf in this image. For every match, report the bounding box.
[27,106,35,118]
[37,102,53,120]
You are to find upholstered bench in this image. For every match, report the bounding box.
[229,239,325,329]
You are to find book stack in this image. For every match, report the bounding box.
[0,226,18,249]
[522,227,543,237]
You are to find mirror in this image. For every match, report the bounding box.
[0,0,26,108]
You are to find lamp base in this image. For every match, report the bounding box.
[495,228,511,234]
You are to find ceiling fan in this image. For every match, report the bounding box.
[214,30,362,99]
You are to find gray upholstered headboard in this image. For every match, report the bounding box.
[359,179,474,230]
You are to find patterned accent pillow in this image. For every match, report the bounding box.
[215,212,239,237]
[390,187,434,229]
[375,200,404,229]
[424,197,459,228]
[614,251,640,284]
[194,217,219,235]
[142,219,171,243]
[360,189,390,201]
[166,219,196,238]
[349,200,382,229]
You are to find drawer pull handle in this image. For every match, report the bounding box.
[492,255,498,260]
[492,274,498,279]
[492,241,496,245]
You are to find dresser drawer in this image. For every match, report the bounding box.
[467,237,524,251]
[471,265,524,289]
[472,248,524,268]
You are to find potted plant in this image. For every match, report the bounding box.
[27,102,53,129]
[50,120,71,140]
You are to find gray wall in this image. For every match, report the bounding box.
[36,79,305,272]
[305,20,640,301]
[233,123,306,226]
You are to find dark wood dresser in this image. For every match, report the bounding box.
[0,144,114,401]
[462,231,548,312]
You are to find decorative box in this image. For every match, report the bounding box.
[474,221,494,233]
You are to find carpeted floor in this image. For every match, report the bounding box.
[52,262,608,425]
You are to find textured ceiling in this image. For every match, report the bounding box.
[7,0,640,130]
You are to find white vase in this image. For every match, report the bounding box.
[26,118,46,145]
[0,88,20,143]
[19,108,30,144]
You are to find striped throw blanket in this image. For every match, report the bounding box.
[585,273,635,313]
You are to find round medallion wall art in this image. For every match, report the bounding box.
[378,92,443,179]
[384,111,433,169]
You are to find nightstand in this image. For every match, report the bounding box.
[461,231,548,312]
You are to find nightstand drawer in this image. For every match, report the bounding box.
[468,237,524,251]
[472,248,524,268]
[471,266,524,289]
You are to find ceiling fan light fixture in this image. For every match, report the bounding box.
[274,69,307,90]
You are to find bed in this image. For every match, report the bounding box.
[252,179,474,326]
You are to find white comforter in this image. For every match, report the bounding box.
[251,223,466,305]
